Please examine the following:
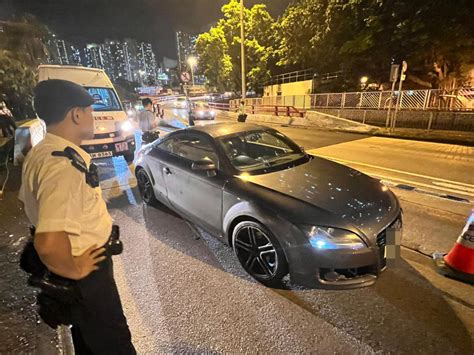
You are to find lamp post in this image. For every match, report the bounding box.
[187,56,197,86]
[240,0,246,100]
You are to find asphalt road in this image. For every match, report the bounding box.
[93,108,473,353]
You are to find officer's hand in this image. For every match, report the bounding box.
[74,245,107,279]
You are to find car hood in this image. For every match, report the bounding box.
[244,156,399,240]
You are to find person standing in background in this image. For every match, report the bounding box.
[138,98,155,132]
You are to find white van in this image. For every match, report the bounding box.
[38,65,136,162]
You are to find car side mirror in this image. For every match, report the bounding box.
[192,159,217,177]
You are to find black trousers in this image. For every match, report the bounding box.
[71,256,136,355]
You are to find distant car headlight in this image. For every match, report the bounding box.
[127,110,134,116]
[121,120,133,132]
[302,226,366,250]
[197,110,204,116]
[210,110,215,116]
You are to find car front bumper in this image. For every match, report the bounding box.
[81,135,136,159]
[289,244,383,289]
[283,216,402,290]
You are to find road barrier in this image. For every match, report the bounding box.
[208,102,304,117]
[232,88,474,112]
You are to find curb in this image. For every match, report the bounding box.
[371,130,474,147]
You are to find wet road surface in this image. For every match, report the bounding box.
[95,125,473,353]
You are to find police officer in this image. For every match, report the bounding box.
[19,79,135,354]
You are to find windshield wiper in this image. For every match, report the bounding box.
[267,154,301,166]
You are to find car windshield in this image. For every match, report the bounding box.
[86,87,121,111]
[217,129,305,172]
[177,97,186,101]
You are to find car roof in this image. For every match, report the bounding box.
[183,122,269,138]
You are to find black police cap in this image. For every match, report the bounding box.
[34,79,95,125]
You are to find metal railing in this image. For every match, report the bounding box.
[247,105,305,118]
[208,102,232,111]
[232,88,474,112]
[264,69,344,86]
[208,102,305,117]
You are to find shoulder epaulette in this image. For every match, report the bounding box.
[51,147,99,188]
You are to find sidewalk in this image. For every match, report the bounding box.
[372,127,474,146]
[0,164,60,353]
[218,110,474,146]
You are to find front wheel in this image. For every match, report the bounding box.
[136,169,158,205]
[232,221,288,287]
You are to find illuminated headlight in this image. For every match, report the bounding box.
[303,226,366,250]
[210,110,215,116]
[121,120,133,132]
[197,110,204,116]
[127,110,134,116]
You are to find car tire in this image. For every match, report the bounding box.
[124,152,134,163]
[136,169,159,206]
[232,220,288,287]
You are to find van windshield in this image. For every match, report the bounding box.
[86,87,122,111]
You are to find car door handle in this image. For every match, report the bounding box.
[163,167,172,175]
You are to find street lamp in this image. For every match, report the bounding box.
[240,0,246,100]
[187,56,197,86]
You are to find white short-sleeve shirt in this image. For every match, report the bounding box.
[19,133,113,256]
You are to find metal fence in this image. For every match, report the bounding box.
[264,69,344,86]
[232,88,474,112]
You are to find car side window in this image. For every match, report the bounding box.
[158,134,219,166]
[157,137,176,154]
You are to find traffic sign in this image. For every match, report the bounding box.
[390,64,399,82]
[181,72,191,83]
[402,60,408,73]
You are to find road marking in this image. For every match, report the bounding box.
[431,181,474,193]
[370,172,474,198]
[310,151,474,188]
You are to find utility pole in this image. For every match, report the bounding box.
[240,0,246,100]
[190,64,195,86]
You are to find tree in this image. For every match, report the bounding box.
[276,0,474,90]
[195,0,277,93]
[114,78,140,102]
[195,27,233,92]
[0,16,49,118]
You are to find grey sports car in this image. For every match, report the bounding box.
[135,123,402,289]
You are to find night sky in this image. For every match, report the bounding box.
[1,0,292,60]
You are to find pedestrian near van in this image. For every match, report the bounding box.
[138,98,155,132]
